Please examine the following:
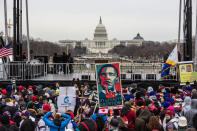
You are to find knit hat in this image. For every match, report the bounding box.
[160,86,165,90]
[30,96,37,102]
[169,98,175,105]
[43,104,51,112]
[21,110,30,117]
[13,112,21,119]
[40,84,43,88]
[125,94,131,101]
[19,85,25,91]
[3,111,11,117]
[149,91,155,96]
[165,110,173,117]
[1,89,7,95]
[7,85,12,92]
[178,116,187,127]
[147,86,153,93]
[163,101,170,108]
[110,118,119,127]
[28,85,33,89]
[164,97,170,102]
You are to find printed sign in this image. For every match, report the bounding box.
[57,86,76,113]
[96,63,123,107]
[179,64,193,83]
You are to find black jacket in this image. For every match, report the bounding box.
[20,119,35,131]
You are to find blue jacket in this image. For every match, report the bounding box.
[43,111,71,131]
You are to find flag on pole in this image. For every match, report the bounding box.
[0,44,13,59]
[99,107,108,114]
[161,44,178,79]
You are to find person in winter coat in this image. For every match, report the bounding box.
[117,117,131,131]
[120,103,136,130]
[36,104,51,131]
[162,110,178,131]
[135,99,152,131]
[0,114,19,131]
[185,98,197,127]
[43,111,71,131]
[20,110,36,131]
[181,96,191,116]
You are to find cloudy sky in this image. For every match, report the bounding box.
[0,0,196,42]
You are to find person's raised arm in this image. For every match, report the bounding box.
[43,111,54,127]
[61,113,71,127]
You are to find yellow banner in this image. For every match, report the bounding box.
[179,64,193,83]
[190,72,197,82]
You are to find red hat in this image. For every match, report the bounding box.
[165,110,173,117]
[1,89,7,95]
[30,96,37,102]
[19,86,25,91]
[68,112,74,120]
[28,86,33,89]
[43,104,51,112]
[160,86,165,90]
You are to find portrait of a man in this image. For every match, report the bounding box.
[96,63,123,107]
[181,65,186,73]
[186,65,192,72]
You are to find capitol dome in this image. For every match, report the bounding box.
[93,17,108,40]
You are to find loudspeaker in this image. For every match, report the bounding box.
[121,74,126,79]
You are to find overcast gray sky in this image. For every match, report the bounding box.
[0,0,196,42]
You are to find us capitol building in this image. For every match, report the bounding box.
[59,17,144,54]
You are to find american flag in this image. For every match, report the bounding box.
[0,44,13,59]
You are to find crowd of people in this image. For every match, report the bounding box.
[0,82,197,131]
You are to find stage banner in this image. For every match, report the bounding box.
[190,72,197,82]
[96,63,123,107]
[179,64,193,83]
[57,86,76,113]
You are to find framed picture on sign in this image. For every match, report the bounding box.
[96,63,123,107]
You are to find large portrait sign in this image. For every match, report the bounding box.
[96,63,123,107]
[179,64,193,83]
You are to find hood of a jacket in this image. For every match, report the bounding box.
[138,109,151,121]
[191,99,197,109]
[184,96,191,106]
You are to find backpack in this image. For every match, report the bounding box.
[95,114,105,131]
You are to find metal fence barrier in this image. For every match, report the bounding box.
[0,63,178,81]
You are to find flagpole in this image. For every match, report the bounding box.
[4,0,11,64]
[178,0,182,54]
[19,0,22,44]
[194,0,197,72]
[4,0,9,46]
[26,0,30,62]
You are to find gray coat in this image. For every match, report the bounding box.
[185,99,197,127]
[181,96,191,116]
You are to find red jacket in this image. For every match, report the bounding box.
[126,109,136,130]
